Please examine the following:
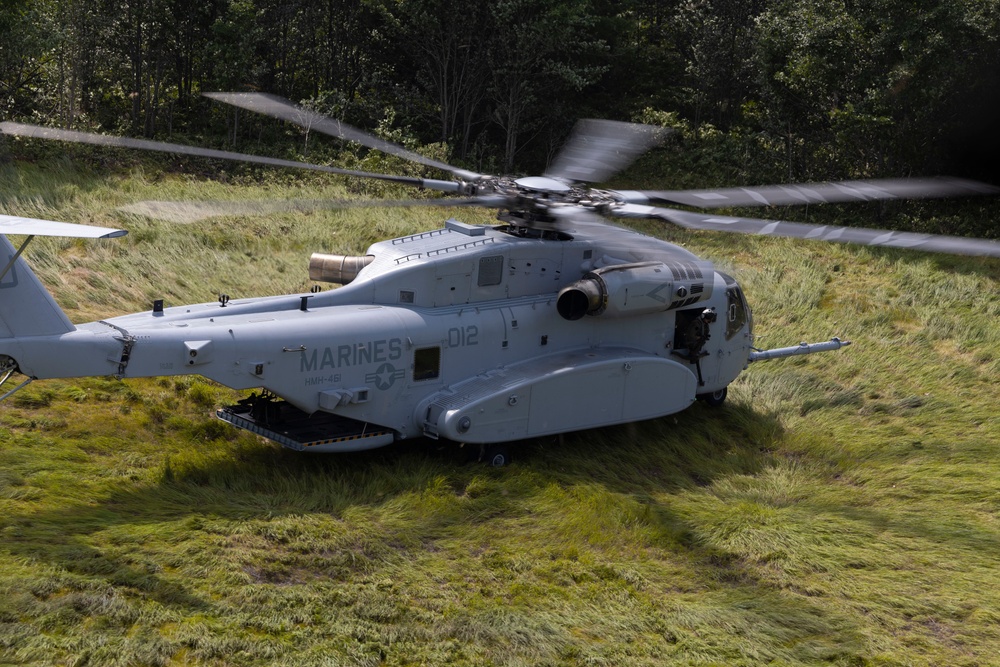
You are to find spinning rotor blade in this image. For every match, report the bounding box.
[0,122,462,193]
[121,196,505,223]
[205,93,484,182]
[545,119,669,184]
[615,177,1000,209]
[616,203,1000,257]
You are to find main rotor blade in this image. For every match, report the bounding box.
[614,177,1000,209]
[205,92,484,182]
[615,203,1000,257]
[545,119,669,184]
[0,122,462,194]
[120,195,507,223]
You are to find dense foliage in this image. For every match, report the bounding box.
[2,0,999,181]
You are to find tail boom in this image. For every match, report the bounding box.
[0,221,128,381]
[0,324,129,380]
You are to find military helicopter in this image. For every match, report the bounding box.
[1,94,999,464]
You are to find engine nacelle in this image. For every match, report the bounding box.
[557,260,714,320]
[309,254,375,285]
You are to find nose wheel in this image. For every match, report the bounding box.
[697,387,728,407]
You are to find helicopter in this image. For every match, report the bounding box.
[1,93,999,465]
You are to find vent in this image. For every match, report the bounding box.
[666,261,704,281]
[446,218,486,236]
[478,255,504,286]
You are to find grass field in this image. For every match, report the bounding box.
[0,157,999,666]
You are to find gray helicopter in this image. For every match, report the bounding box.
[1,94,999,464]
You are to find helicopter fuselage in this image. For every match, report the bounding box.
[1,215,755,451]
[2,102,989,456]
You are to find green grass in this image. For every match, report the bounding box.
[0,159,999,666]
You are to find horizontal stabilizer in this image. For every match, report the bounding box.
[0,214,127,238]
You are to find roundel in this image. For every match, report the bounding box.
[369,362,402,390]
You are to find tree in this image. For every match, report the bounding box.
[753,0,874,178]
[486,0,611,170]
[752,0,1000,179]
[673,0,767,128]
[375,0,493,158]
[0,0,54,118]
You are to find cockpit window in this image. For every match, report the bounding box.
[725,285,749,340]
[718,272,750,341]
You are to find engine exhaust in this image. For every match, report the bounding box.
[309,254,375,285]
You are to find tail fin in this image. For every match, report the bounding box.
[0,216,127,338]
[0,234,74,337]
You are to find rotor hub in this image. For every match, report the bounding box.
[514,176,572,194]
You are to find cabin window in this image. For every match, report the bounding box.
[413,347,441,381]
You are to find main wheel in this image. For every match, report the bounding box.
[697,387,728,407]
[483,445,511,467]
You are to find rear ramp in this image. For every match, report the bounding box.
[218,393,395,452]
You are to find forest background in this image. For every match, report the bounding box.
[2,0,1000,197]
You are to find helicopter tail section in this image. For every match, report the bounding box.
[0,217,126,339]
[0,219,129,386]
[0,234,75,338]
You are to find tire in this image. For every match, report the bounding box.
[698,387,728,407]
[483,445,511,467]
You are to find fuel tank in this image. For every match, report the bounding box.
[419,347,698,443]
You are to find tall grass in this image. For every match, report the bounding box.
[0,159,998,665]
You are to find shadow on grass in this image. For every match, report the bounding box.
[3,397,783,606]
[1,395,897,662]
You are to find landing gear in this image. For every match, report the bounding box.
[697,387,728,407]
[480,444,511,467]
